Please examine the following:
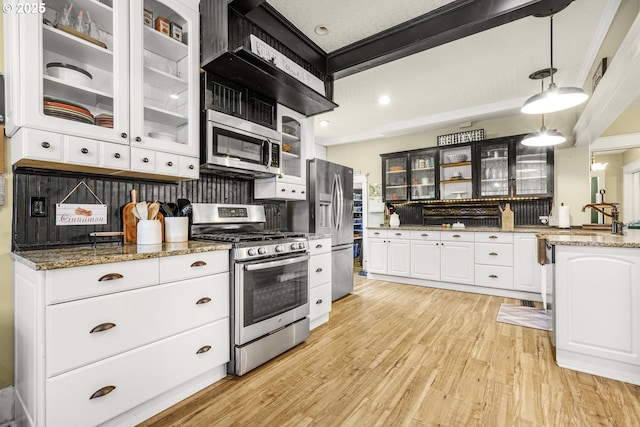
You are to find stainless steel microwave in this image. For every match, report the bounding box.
[202,110,282,177]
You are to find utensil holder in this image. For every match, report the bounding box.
[164,217,188,242]
[137,220,162,245]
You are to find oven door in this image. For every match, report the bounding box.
[235,253,309,345]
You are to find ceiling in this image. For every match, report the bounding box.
[266,0,621,146]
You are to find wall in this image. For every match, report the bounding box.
[0,11,14,389]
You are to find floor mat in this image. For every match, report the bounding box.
[496,303,551,331]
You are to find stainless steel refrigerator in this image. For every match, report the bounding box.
[288,158,354,300]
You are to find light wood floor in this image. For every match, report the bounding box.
[140,274,640,427]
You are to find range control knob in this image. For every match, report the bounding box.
[290,243,298,250]
[248,248,257,256]
[298,242,306,250]
[275,245,284,253]
[258,247,267,255]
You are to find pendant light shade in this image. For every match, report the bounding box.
[521,114,566,146]
[521,15,588,114]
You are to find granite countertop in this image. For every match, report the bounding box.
[11,241,233,270]
[366,225,640,248]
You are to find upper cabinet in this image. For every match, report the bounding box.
[254,105,311,200]
[380,134,554,202]
[200,0,338,117]
[4,0,200,180]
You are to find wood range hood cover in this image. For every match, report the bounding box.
[201,0,338,117]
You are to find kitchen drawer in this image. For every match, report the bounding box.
[475,232,514,244]
[46,275,229,376]
[475,243,514,266]
[277,183,306,200]
[367,229,388,239]
[309,282,331,321]
[45,258,159,304]
[474,265,514,289]
[46,320,229,427]
[410,230,441,241]
[159,251,229,283]
[101,141,130,170]
[388,229,411,239]
[309,253,331,287]
[13,127,64,162]
[65,136,99,166]
[130,147,157,173]
[308,237,331,255]
[179,155,200,179]
[156,151,181,176]
[441,231,474,242]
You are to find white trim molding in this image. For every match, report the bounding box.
[623,158,640,222]
[0,386,14,425]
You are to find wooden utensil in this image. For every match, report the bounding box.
[122,189,138,244]
[148,201,160,220]
[136,201,148,221]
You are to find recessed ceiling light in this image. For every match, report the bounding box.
[314,25,329,36]
[319,120,330,127]
[378,95,391,105]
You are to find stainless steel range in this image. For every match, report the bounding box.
[191,203,310,376]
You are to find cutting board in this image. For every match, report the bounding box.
[501,203,514,231]
[122,189,139,244]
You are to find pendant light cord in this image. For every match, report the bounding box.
[549,15,554,86]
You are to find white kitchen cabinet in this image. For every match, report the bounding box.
[474,232,514,290]
[254,105,311,200]
[513,233,541,293]
[554,246,640,385]
[366,229,411,277]
[440,231,474,285]
[4,0,199,180]
[308,237,332,330]
[13,250,230,427]
[410,230,441,281]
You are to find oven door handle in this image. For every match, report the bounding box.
[244,254,310,271]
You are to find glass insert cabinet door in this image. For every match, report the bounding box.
[383,155,408,201]
[439,145,472,200]
[515,144,551,195]
[478,142,509,197]
[409,150,437,200]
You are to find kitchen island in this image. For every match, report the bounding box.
[12,242,232,427]
[545,229,640,386]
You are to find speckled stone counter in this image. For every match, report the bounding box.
[367,225,608,235]
[11,241,232,270]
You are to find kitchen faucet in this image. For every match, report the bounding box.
[581,202,624,235]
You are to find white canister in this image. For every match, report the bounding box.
[137,219,162,245]
[164,217,189,242]
[389,213,400,227]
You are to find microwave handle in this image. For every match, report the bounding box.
[262,140,270,166]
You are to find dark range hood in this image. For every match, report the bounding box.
[201,0,338,117]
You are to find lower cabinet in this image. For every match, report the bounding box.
[513,233,542,293]
[410,230,441,281]
[367,229,411,277]
[440,231,475,285]
[14,250,230,427]
[555,245,640,384]
[308,237,332,329]
[474,232,514,290]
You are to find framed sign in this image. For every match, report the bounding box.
[56,181,107,226]
[592,58,607,92]
[437,129,484,146]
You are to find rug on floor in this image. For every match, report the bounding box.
[496,303,551,331]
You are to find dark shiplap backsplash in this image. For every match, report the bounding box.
[13,168,286,250]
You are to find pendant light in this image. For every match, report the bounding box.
[590,153,608,171]
[521,14,588,114]
[521,114,566,146]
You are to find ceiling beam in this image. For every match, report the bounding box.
[327,0,574,79]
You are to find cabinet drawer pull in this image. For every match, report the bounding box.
[395,233,402,236]
[196,345,211,354]
[90,385,116,400]
[489,252,498,256]
[135,136,142,142]
[489,235,498,239]
[90,323,116,334]
[421,233,429,237]
[316,267,323,273]
[81,147,89,154]
[452,234,461,238]
[189,164,195,170]
[191,261,207,267]
[489,274,498,279]
[316,299,323,305]
[302,190,306,194]
[196,297,211,305]
[142,157,149,163]
[315,244,323,249]
[98,273,124,282]
[121,132,128,139]
[166,161,173,167]
[41,141,51,149]
[281,188,286,192]
[114,152,121,159]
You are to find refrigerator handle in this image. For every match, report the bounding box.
[331,173,339,230]
[336,173,344,231]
